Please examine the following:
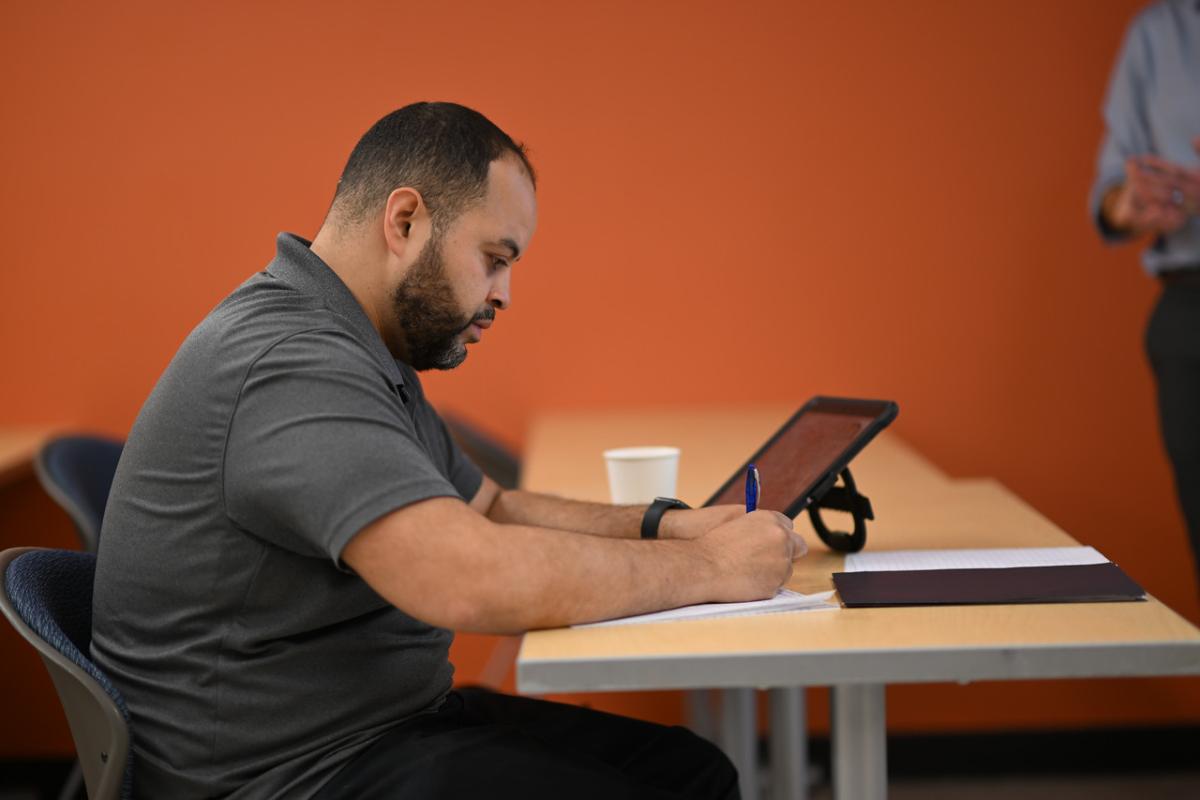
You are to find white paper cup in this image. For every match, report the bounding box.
[603,446,680,505]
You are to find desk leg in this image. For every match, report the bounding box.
[768,687,807,800]
[719,688,759,800]
[831,684,886,800]
[685,689,718,743]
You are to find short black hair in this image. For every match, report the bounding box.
[330,102,535,230]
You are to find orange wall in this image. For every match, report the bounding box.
[4,0,1196,757]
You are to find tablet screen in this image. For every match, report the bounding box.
[704,398,896,515]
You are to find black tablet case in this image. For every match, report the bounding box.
[703,397,898,518]
[832,563,1146,608]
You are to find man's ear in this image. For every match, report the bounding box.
[382,187,428,261]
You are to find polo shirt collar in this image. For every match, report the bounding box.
[267,232,407,391]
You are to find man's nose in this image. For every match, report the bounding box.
[488,270,511,311]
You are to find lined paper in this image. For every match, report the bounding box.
[574,589,838,628]
[843,546,1109,573]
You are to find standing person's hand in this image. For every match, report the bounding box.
[692,510,807,602]
[1103,142,1200,235]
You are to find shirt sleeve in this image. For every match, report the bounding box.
[223,328,463,567]
[1090,8,1156,242]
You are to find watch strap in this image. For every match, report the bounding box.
[640,497,691,539]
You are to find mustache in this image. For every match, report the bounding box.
[457,306,496,333]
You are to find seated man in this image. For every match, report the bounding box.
[92,101,806,799]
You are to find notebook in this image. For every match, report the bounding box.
[833,547,1145,608]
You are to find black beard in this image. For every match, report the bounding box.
[392,236,476,371]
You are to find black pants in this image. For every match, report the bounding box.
[313,688,740,800]
[1146,281,1200,587]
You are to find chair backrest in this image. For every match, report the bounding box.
[442,413,521,490]
[34,435,124,552]
[0,547,132,800]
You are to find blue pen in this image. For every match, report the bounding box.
[745,464,760,513]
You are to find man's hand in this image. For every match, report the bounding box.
[658,504,745,539]
[693,509,808,602]
[1103,141,1200,236]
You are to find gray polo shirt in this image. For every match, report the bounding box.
[92,233,483,799]
[1090,0,1200,273]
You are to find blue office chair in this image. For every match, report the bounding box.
[34,435,124,553]
[0,547,132,800]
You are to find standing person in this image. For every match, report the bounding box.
[1091,0,1200,583]
[91,101,807,799]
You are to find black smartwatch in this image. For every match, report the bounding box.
[640,497,691,539]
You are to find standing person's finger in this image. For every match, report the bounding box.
[1129,168,1178,204]
[1138,155,1193,181]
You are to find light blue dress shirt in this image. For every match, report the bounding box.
[1091,0,1200,274]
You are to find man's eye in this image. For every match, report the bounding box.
[490,256,508,271]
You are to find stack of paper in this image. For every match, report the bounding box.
[842,546,1110,573]
[574,589,838,628]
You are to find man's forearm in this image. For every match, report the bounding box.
[346,497,720,634]
[487,489,646,538]
[457,521,713,632]
[346,496,801,635]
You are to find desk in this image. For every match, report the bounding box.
[516,407,1200,799]
[0,428,55,486]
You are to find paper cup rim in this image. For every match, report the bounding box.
[602,446,680,460]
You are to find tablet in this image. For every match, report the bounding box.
[703,396,898,519]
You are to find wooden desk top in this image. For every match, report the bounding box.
[516,407,1200,693]
[0,427,56,486]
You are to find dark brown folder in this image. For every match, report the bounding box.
[832,563,1146,608]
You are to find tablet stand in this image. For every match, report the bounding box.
[808,467,873,553]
